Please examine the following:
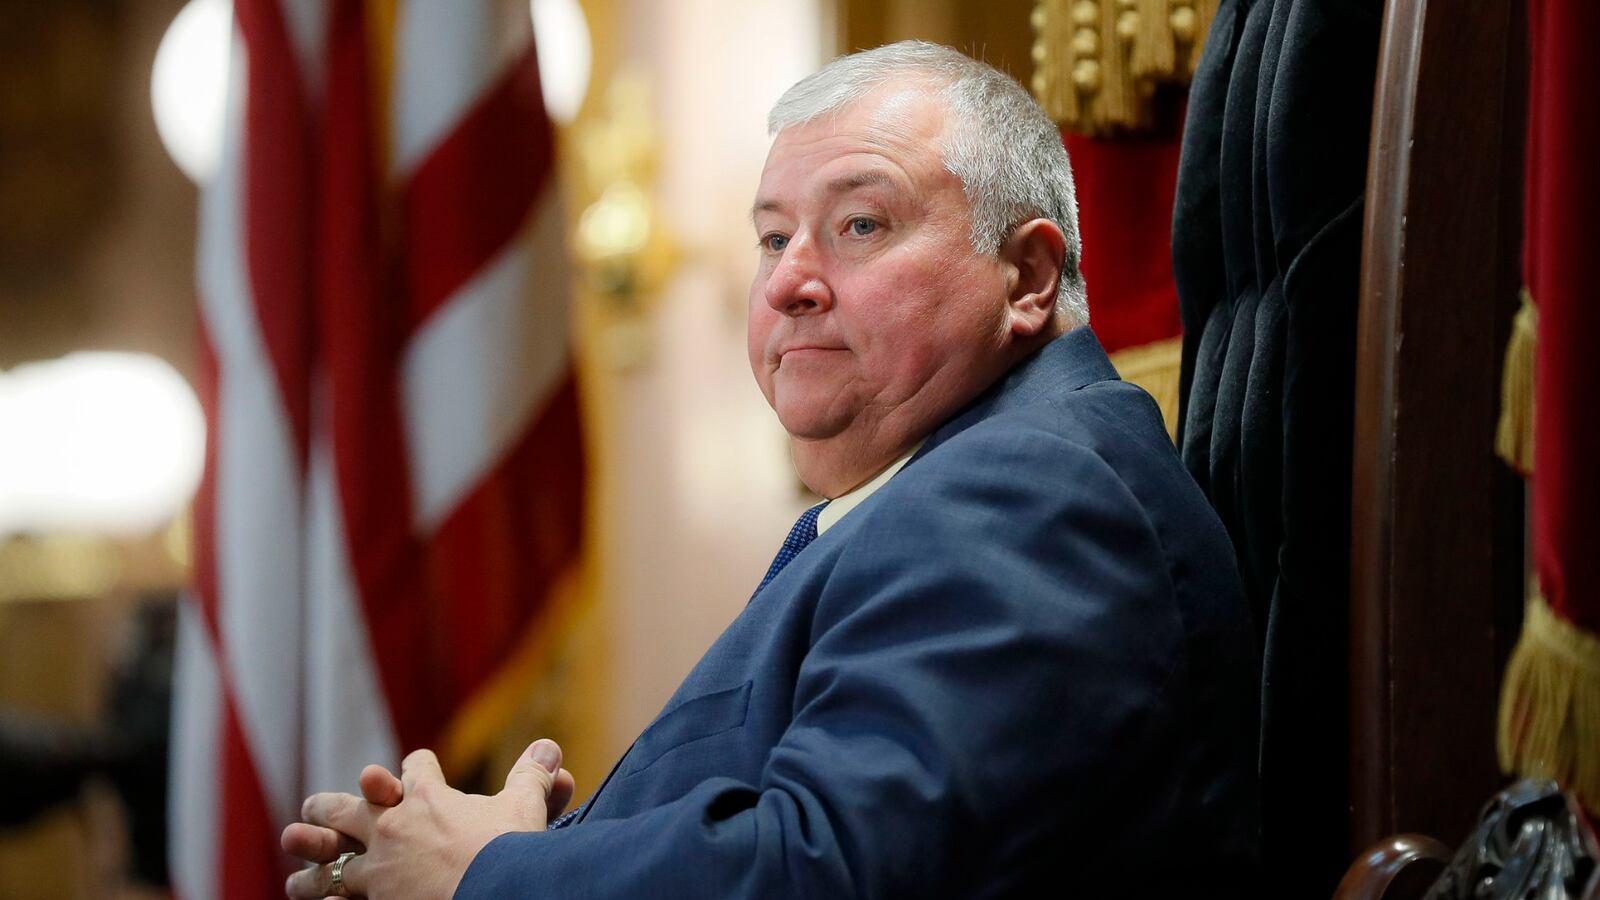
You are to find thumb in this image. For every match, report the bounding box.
[503,739,562,805]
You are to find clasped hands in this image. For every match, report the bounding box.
[282,738,576,899]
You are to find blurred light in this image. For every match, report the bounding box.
[0,353,206,537]
[151,0,233,183]
[531,0,592,124]
[577,182,651,260]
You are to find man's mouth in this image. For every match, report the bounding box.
[777,344,846,360]
[775,347,847,372]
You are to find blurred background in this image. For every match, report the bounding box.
[0,1,1041,896]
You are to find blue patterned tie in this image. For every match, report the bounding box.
[752,502,827,599]
[547,502,828,832]
[548,806,582,829]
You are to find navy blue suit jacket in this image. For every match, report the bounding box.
[458,328,1260,898]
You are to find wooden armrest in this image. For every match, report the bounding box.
[1334,834,1452,900]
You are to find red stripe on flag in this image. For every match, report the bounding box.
[233,0,314,459]
[320,0,412,553]
[400,44,555,330]
[319,0,434,752]
[427,375,586,713]
[220,693,289,894]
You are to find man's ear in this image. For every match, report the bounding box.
[999,218,1067,338]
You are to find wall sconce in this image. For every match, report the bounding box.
[571,71,677,369]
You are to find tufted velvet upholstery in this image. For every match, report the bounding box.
[1173,0,1383,891]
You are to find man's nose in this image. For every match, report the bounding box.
[764,238,833,316]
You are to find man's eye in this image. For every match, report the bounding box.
[848,218,878,237]
[762,233,789,252]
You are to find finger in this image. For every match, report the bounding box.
[400,747,446,793]
[283,853,365,900]
[284,862,322,900]
[501,741,559,827]
[335,852,368,898]
[359,764,403,807]
[300,792,379,845]
[505,739,561,792]
[547,767,576,820]
[284,860,330,900]
[280,821,363,864]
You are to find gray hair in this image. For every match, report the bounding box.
[768,41,1088,326]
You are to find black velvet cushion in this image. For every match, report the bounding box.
[1173,0,1244,466]
[1173,0,1382,892]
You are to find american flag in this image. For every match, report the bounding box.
[169,1,584,895]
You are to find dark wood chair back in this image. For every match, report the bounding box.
[1351,0,1528,851]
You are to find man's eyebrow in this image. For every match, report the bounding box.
[750,169,903,222]
[823,169,899,195]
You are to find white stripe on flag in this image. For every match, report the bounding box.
[304,428,402,794]
[277,0,329,103]
[195,20,303,827]
[168,599,221,900]
[400,192,570,531]
[391,0,531,177]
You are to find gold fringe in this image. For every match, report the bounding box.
[1494,288,1537,474]
[1109,335,1183,440]
[1128,0,1175,82]
[1498,589,1600,813]
[1032,0,1218,134]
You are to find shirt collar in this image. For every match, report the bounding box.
[815,444,920,536]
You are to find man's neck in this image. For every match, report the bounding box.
[792,429,919,499]
[815,444,921,534]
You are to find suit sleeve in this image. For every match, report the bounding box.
[455,422,1186,899]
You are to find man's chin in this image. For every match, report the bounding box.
[775,406,853,443]
[774,416,851,441]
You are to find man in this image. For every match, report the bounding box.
[284,41,1259,898]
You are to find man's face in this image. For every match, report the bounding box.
[748,86,1015,487]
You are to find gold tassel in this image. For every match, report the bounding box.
[1495,288,1537,474]
[1498,589,1600,813]
[1127,0,1175,82]
[1031,0,1146,134]
[1033,0,1218,134]
[1109,335,1183,440]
